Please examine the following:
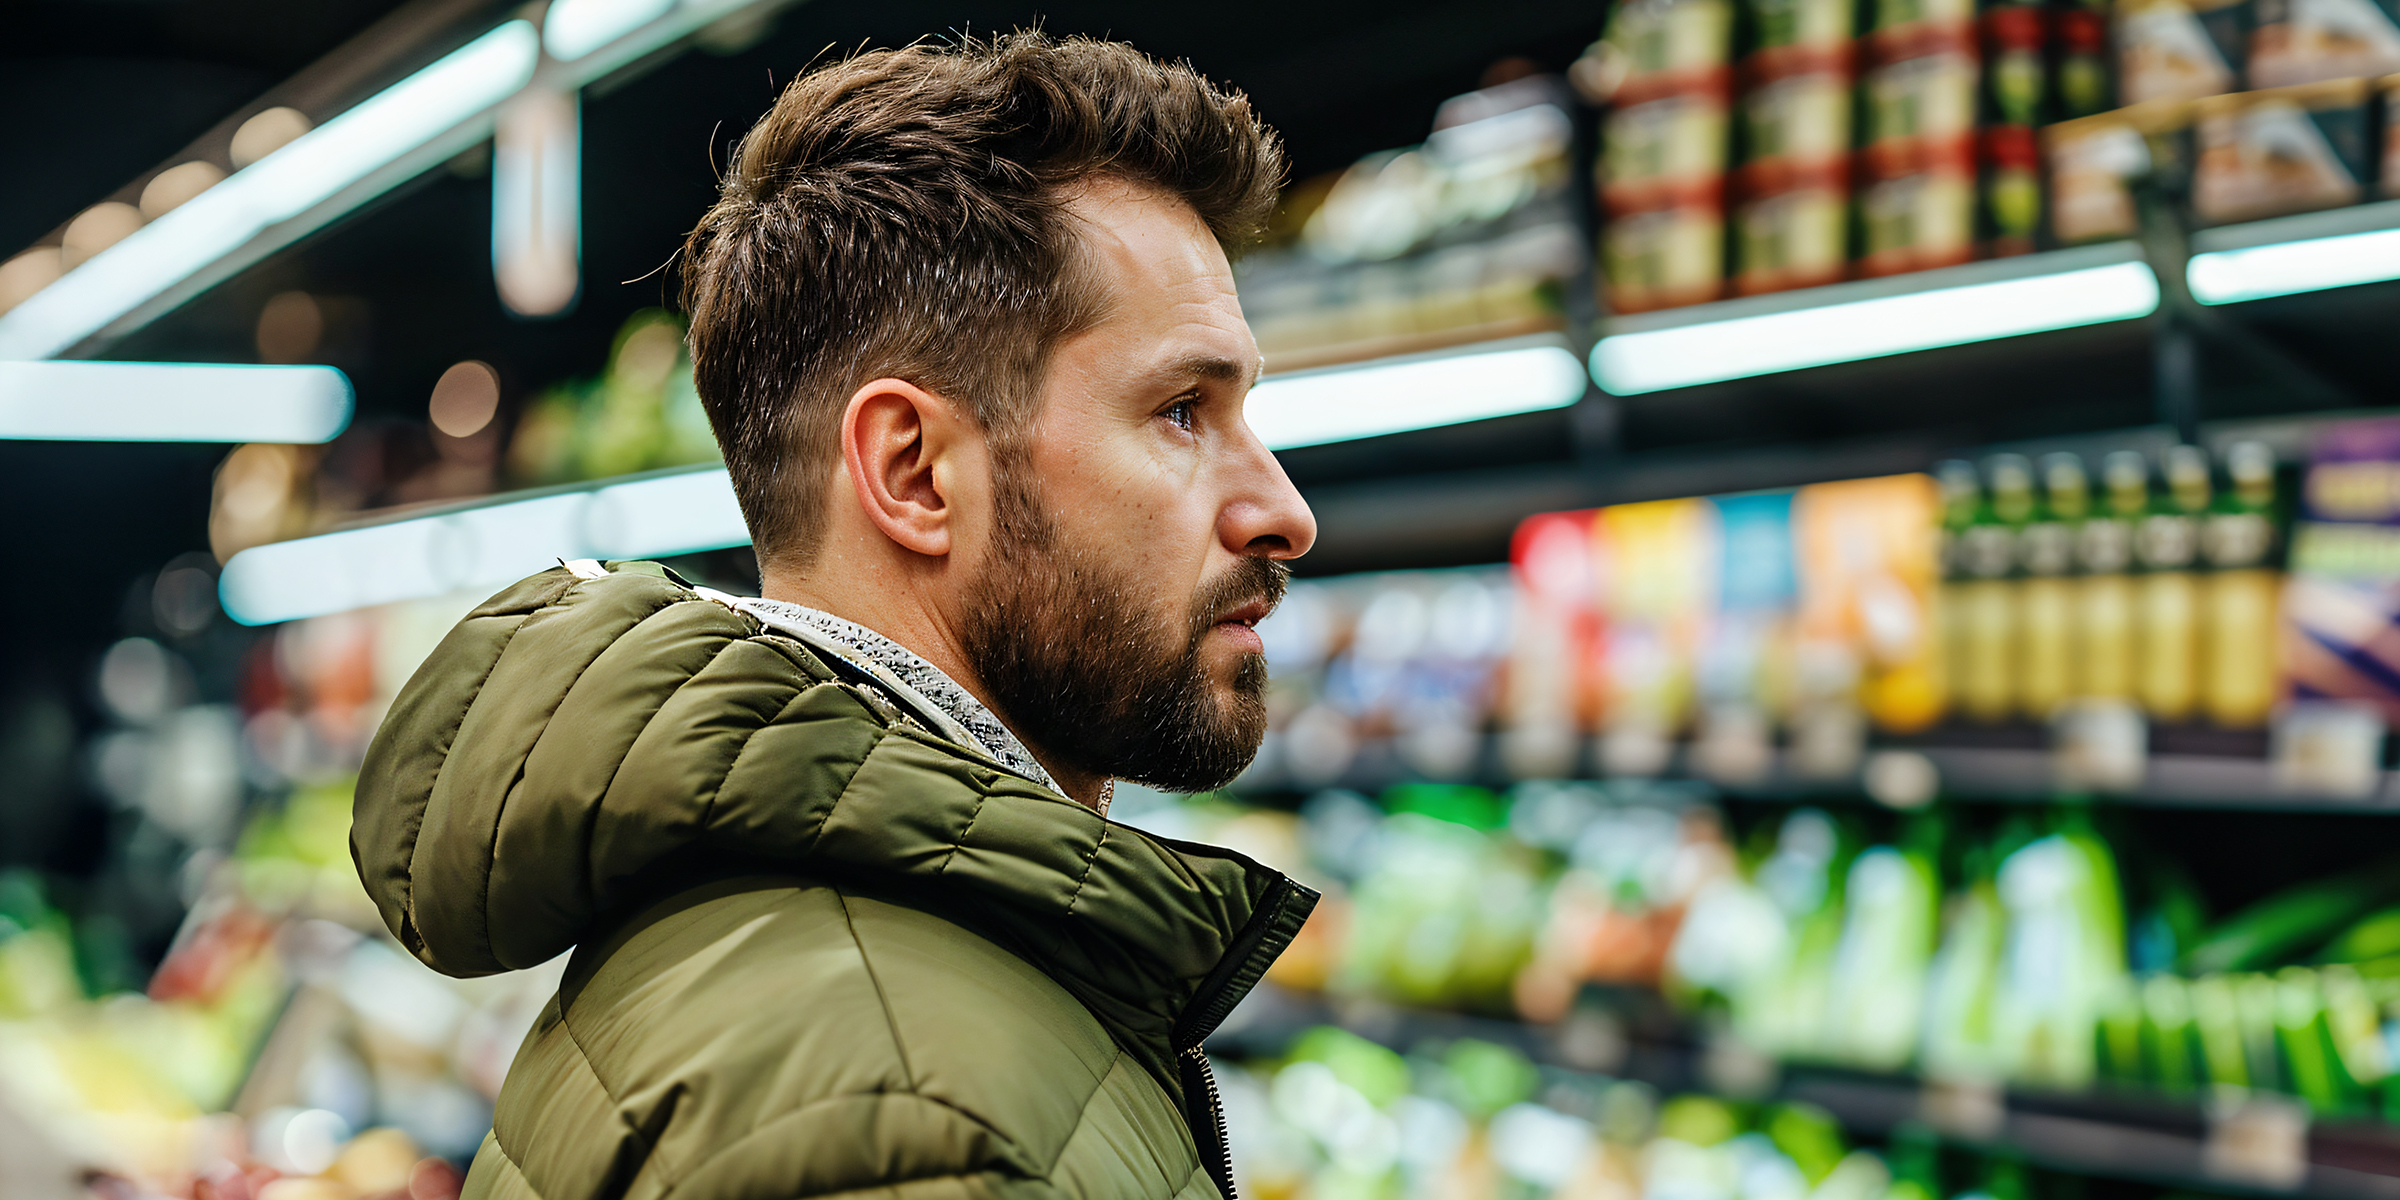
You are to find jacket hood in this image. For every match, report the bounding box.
[352,561,1314,1069]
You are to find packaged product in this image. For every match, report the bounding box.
[2381,73,2400,193]
[2076,451,2149,702]
[1696,492,1800,776]
[2046,107,2170,242]
[1792,474,1944,733]
[2017,454,2085,719]
[1734,0,1856,296]
[1866,48,1984,140]
[2056,8,2117,116]
[1605,93,1735,206]
[2189,78,2371,224]
[1735,158,1853,292]
[1983,124,2044,256]
[1603,80,1733,312]
[2281,418,2400,730]
[2117,0,2245,103]
[2248,0,2400,88]
[1506,510,1606,778]
[1743,68,1857,158]
[1596,499,1719,768]
[1983,3,2051,125]
[2135,447,2210,722]
[1604,201,1730,311]
[1858,136,1980,274]
[1609,0,1741,91]
[1868,0,1977,45]
[2202,441,2283,727]
[1747,0,1861,70]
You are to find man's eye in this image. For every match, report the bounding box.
[1164,400,1199,431]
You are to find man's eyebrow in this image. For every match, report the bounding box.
[1152,353,1259,391]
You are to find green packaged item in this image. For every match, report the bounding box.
[2142,974,2203,1092]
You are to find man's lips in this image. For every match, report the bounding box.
[1210,596,1272,652]
[1216,597,1272,629]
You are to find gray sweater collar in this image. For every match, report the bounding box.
[734,597,1061,795]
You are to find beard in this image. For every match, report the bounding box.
[960,471,1286,795]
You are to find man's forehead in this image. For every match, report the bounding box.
[1060,178,1257,388]
[1062,178,1233,286]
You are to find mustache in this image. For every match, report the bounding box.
[1188,556,1289,643]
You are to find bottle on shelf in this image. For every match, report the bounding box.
[2134,446,2207,723]
[2202,440,2281,728]
[1935,459,1981,722]
[2018,453,2081,720]
[2076,453,2142,704]
[1959,455,2031,722]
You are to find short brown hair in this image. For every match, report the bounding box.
[679,32,1284,569]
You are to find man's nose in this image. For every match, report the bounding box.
[1220,422,1317,560]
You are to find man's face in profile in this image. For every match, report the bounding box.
[960,178,1317,793]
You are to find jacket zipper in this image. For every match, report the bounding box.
[1183,1044,1239,1200]
[1171,875,1311,1200]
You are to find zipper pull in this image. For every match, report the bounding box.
[1180,1044,1240,1200]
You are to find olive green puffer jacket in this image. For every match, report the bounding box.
[350,562,1317,1200]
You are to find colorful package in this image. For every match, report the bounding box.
[1604,202,1730,311]
[2118,0,2244,103]
[1792,474,1945,733]
[1701,491,1801,714]
[1736,158,1853,291]
[2248,0,2400,88]
[1602,0,1739,314]
[2281,419,2400,730]
[1506,510,1606,776]
[1734,0,1856,297]
[2046,108,2165,242]
[2190,78,2370,225]
[2380,73,2400,194]
[1609,0,1741,91]
[1983,4,2051,125]
[1983,124,2044,256]
[1597,498,1720,740]
[2056,8,2116,117]
[1859,137,1979,274]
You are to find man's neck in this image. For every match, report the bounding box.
[759,570,1110,809]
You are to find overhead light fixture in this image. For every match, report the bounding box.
[2188,226,2400,305]
[219,463,747,625]
[1590,250,2161,395]
[0,361,351,442]
[0,22,540,362]
[542,0,678,61]
[493,85,581,317]
[1247,338,1589,451]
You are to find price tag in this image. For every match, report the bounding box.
[2053,699,2146,792]
[2204,1093,2308,1189]
[2272,702,2385,798]
[1920,1078,2004,1140]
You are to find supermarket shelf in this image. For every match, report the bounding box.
[1589,243,2159,396]
[1214,984,2400,1200]
[1246,732,2400,814]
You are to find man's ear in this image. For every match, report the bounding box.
[840,377,973,558]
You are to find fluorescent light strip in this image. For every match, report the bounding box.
[2188,226,2400,305]
[1247,342,1589,451]
[0,22,540,362]
[1591,260,2162,395]
[543,0,678,60]
[219,464,747,625]
[0,361,351,442]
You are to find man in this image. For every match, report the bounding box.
[351,30,1319,1200]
